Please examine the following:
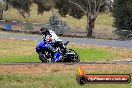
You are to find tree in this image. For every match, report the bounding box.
[55,0,107,37]
[106,0,114,12]
[4,0,109,37]
[0,3,4,20]
[44,14,72,34]
[113,0,132,32]
[6,0,53,18]
[0,0,7,20]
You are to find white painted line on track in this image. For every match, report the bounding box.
[10,38,15,40]
[71,43,76,45]
[103,46,107,47]
[93,45,98,47]
[22,39,27,41]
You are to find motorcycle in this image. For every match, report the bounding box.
[36,38,80,63]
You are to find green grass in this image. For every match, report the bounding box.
[0,71,131,88]
[0,48,114,62]
[0,54,40,62]
[0,38,116,62]
[73,48,114,61]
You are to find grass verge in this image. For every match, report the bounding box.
[0,38,132,62]
[0,62,131,88]
[0,38,116,62]
[0,70,131,88]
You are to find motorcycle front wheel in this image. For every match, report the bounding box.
[39,52,49,63]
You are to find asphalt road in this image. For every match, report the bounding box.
[0,33,132,49]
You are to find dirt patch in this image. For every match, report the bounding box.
[0,63,132,74]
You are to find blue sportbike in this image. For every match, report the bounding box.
[36,39,80,63]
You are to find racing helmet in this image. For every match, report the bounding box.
[40,26,50,35]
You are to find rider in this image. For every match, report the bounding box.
[40,26,67,56]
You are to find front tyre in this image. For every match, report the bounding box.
[39,52,48,63]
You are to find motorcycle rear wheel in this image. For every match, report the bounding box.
[68,49,80,62]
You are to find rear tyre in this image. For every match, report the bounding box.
[39,52,48,63]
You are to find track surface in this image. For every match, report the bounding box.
[0,33,132,49]
[0,59,132,65]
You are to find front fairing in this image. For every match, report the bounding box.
[36,39,48,52]
[36,38,63,62]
